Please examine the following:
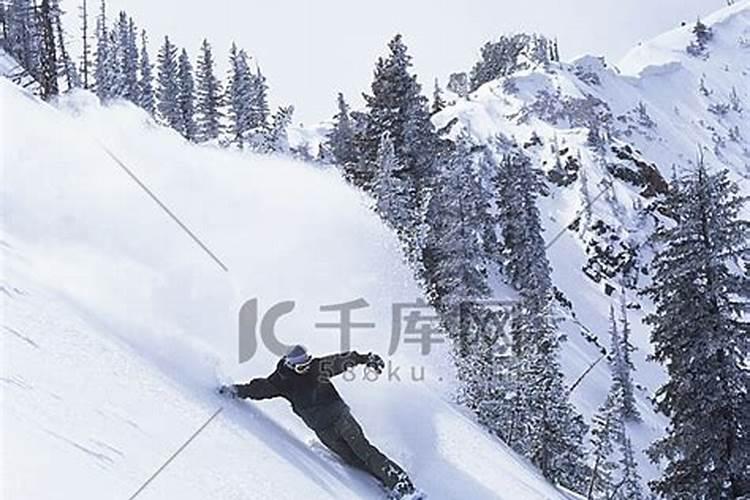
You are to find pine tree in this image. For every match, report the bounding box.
[607,303,640,423]
[176,48,197,141]
[469,34,552,91]
[423,137,493,310]
[0,2,6,41]
[93,0,114,100]
[136,29,154,115]
[495,149,588,492]
[373,131,412,230]
[248,65,270,131]
[6,0,41,81]
[356,34,437,263]
[431,78,446,115]
[327,92,357,167]
[226,43,253,147]
[552,38,560,62]
[195,38,223,142]
[123,15,138,101]
[110,11,136,101]
[617,294,639,421]
[615,433,645,500]
[421,136,499,418]
[495,151,550,302]
[517,312,589,493]
[156,35,180,129]
[79,0,91,88]
[265,105,294,153]
[687,19,713,57]
[37,0,59,99]
[587,383,646,500]
[358,34,436,191]
[587,389,621,499]
[106,29,122,93]
[51,0,79,91]
[644,158,749,499]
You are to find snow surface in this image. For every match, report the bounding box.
[1,79,567,499]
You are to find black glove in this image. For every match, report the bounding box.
[218,385,238,398]
[358,352,385,374]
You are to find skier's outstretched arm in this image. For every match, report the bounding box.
[316,351,384,379]
[233,377,282,400]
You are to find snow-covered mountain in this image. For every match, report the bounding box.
[432,0,750,485]
[0,77,569,499]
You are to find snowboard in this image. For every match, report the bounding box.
[309,440,426,499]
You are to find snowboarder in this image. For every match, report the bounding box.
[220,345,417,498]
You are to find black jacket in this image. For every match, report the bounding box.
[234,352,364,430]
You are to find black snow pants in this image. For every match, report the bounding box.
[315,411,413,493]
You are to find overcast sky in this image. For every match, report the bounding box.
[66,0,721,124]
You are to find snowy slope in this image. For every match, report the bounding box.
[0,78,568,499]
[432,0,750,485]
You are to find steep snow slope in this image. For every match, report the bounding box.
[0,78,567,499]
[433,0,750,484]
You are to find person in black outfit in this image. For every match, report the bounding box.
[220,345,415,496]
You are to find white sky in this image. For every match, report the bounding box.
[64,0,720,124]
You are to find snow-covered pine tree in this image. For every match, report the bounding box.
[494,149,588,493]
[447,72,469,98]
[109,12,136,101]
[356,34,437,263]
[111,12,126,97]
[419,136,512,443]
[548,38,560,62]
[373,130,412,231]
[358,34,437,192]
[0,3,6,41]
[422,136,493,308]
[431,78,446,115]
[225,43,253,147]
[607,303,640,422]
[248,65,270,131]
[52,0,79,91]
[265,105,293,153]
[6,0,41,81]
[607,305,623,367]
[469,34,552,92]
[37,0,59,99]
[517,310,589,494]
[614,433,645,500]
[495,151,550,301]
[137,29,154,115]
[155,35,180,130]
[587,389,621,500]
[327,92,358,167]
[195,38,223,142]
[122,15,138,101]
[93,0,114,100]
[79,0,91,88]
[617,293,639,421]
[644,158,749,499]
[687,18,713,57]
[176,48,197,141]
